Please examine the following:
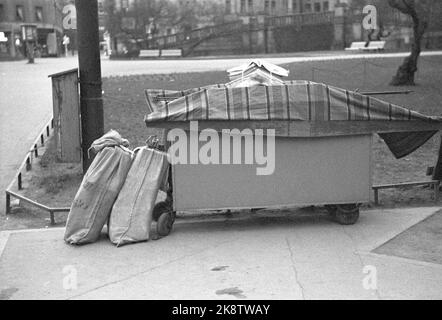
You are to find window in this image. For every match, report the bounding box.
[121,0,128,10]
[0,4,4,21]
[323,1,329,11]
[292,0,297,13]
[304,3,312,12]
[271,0,276,12]
[314,2,321,12]
[35,7,43,22]
[98,1,105,14]
[16,5,24,21]
[240,0,245,13]
[225,0,231,14]
[248,0,253,12]
[283,0,288,9]
[264,0,269,13]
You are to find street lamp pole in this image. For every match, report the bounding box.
[75,0,104,173]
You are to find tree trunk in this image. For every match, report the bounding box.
[432,134,442,181]
[390,15,427,86]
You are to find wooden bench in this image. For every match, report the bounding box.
[363,41,386,52]
[345,42,367,51]
[139,49,160,58]
[160,49,182,57]
[372,180,440,205]
[345,41,386,52]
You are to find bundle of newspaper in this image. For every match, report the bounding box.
[226,59,289,86]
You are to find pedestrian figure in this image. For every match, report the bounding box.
[63,35,70,57]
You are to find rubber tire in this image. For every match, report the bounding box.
[334,204,360,225]
[157,211,174,237]
[325,205,338,216]
[153,201,171,222]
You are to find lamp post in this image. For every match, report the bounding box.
[75,0,104,172]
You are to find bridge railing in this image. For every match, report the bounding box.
[150,21,244,49]
[265,11,335,28]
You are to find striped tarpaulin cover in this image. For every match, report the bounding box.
[144,81,437,123]
[144,81,310,114]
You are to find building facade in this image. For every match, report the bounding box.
[224,0,350,16]
[100,0,442,56]
[0,0,63,59]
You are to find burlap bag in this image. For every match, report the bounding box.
[64,131,133,245]
[109,147,169,246]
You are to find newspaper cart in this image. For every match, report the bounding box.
[144,73,442,236]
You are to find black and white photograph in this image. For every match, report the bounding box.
[1,0,442,304]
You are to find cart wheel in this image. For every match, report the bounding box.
[157,211,175,237]
[334,204,360,225]
[325,205,337,216]
[153,201,171,222]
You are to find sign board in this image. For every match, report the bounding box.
[21,25,37,41]
[0,32,7,42]
[63,4,77,30]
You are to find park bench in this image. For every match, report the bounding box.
[363,41,386,52]
[139,49,160,58]
[372,180,440,205]
[160,49,182,57]
[345,41,386,52]
[345,42,367,51]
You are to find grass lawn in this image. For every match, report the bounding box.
[103,55,442,207]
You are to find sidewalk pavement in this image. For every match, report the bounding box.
[0,57,77,216]
[1,207,441,300]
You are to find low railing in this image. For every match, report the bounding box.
[4,117,70,225]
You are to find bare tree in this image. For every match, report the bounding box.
[388,0,431,86]
[103,0,221,38]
